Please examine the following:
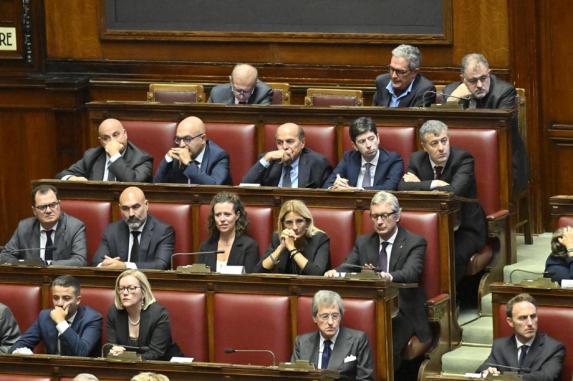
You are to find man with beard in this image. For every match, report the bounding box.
[92,186,175,270]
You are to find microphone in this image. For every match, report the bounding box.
[0,246,56,266]
[341,263,388,273]
[508,268,551,283]
[170,250,224,270]
[224,347,277,367]
[422,90,472,107]
[101,343,141,360]
[485,362,530,374]
[0,246,56,253]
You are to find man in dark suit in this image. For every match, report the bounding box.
[154,116,232,185]
[10,275,102,357]
[443,53,529,194]
[477,293,565,381]
[325,191,431,371]
[323,116,403,190]
[241,123,332,188]
[56,118,153,183]
[291,290,374,381]
[398,120,487,284]
[208,63,273,105]
[0,185,87,266]
[92,186,174,270]
[372,44,435,107]
[0,303,20,353]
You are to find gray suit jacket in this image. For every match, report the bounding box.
[208,81,273,105]
[92,214,175,270]
[0,303,20,353]
[291,327,374,381]
[0,212,87,266]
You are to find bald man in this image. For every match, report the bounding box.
[56,118,153,182]
[153,116,232,185]
[241,123,332,188]
[92,187,175,270]
[208,63,273,105]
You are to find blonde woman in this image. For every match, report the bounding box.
[255,200,330,275]
[106,269,182,360]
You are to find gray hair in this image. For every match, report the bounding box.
[73,374,100,381]
[370,191,400,215]
[312,290,344,317]
[392,44,421,70]
[419,120,449,142]
[461,53,490,73]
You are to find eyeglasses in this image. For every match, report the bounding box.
[388,65,410,77]
[174,133,204,145]
[370,211,398,222]
[117,285,141,294]
[464,74,489,85]
[317,313,341,322]
[284,218,306,227]
[231,84,254,97]
[34,201,60,212]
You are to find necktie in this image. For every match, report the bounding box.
[45,230,54,262]
[518,345,529,369]
[378,241,389,272]
[434,166,443,180]
[362,162,373,188]
[321,340,332,369]
[106,161,115,181]
[130,231,140,262]
[282,165,292,188]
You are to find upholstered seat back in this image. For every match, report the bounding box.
[121,120,177,174]
[558,216,573,228]
[0,284,42,332]
[147,203,192,268]
[310,207,355,268]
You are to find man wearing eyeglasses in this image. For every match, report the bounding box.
[154,116,232,185]
[291,290,374,381]
[324,191,431,372]
[92,186,175,270]
[372,44,436,107]
[443,53,529,194]
[398,120,486,286]
[208,63,273,105]
[0,185,87,266]
[56,118,153,183]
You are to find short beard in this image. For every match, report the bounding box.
[125,217,144,230]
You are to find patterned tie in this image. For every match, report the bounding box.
[130,231,140,262]
[362,162,373,188]
[321,340,332,369]
[45,230,54,262]
[434,166,443,180]
[378,241,389,272]
[282,165,292,188]
[518,345,529,369]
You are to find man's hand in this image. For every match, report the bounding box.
[50,305,68,324]
[104,139,124,157]
[378,272,392,281]
[402,172,421,182]
[109,345,126,357]
[99,256,127,269]
[263,149,287,163]
[324,269,338,278]
[448,83,472,102]
[482,367,500,377]
[331,174,352,190]
[432,180,450,187]
[67,176,88,182]
[559,226,573,253]
[168,147,192,166]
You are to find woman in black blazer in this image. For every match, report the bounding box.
[197,192,259,273]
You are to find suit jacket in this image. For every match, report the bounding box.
[0,212,87,266]
[10,305,102,357]
[153,140,232,185]
[55,141,153,183]
[477,333,565,381]
[208,81,273,105]
[323,149,403,190]
[0,303,20,354]
[372,73,435,107]
[92,214,174,270]
[242,147,333,188]
[198,233,259,273]
[444,74,529,193]
[544,254,573,286]
[398,147,487,251]
[291,327,374,381]
[106,302,182,361]
[255,231,330,275]
[336,227,431,342]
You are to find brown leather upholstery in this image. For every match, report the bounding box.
[213,293,291,365]
[154,290,208,361]
[147,83,206,103]
[557,216,573,228]
[204,123,257,185]
[342,126,416,170]
[147,203,192,268]
[121,120,177,174]
[79,287,115,343]
[60,200,111,264]
[263,124,337,166]
[304,88,364,106]
[466,245,494,276]
[310,207,355,268]
[268,82,291,105]
[0,284,41,332]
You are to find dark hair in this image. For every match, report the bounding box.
[31,185,58,206]
[51,275,81,296]
[349,117,378,143]
[207,192,248,237]
[506,293,536,318]
[550,227,568,258]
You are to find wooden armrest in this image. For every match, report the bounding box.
[486,209,509,221]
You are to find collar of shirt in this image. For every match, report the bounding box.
[40,222,59,234]
[379,226,398,248]
[360,149,380,168]
[194,144,206,168]
[515,335,535,349]
[320,329,340,349]
[279,155,301,187]
[385,77,416,107]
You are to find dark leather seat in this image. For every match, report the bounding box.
[121,120,177,174]
[147,203,193,268]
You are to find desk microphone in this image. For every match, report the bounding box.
[224,347,277,367]
[422,90,472,107]
[485,363,530,374]
[101,342,141,359]
[0,246,56,266]
[170,250,224,269]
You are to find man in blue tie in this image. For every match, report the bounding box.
[291,290,374,381]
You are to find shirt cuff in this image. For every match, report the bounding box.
[62,175,72,180]
[56,320,70,335]
[165,155,173,163]
[108,153,121,163]
[259,158,271,168]
[430,180,440,189]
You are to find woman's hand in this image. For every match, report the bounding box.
[109,345,126,356]
[280,229,297,251]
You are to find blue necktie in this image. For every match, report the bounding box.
[321,340,332,369]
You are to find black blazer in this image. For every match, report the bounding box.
[241,147,333,188]
[372,73,435,107]
[544,254,573,285]
[55,141,153,182]
[197,233,259,273]
[207,81,273,105]
[106,302,182,361]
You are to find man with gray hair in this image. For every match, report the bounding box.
[373,44,436,107]
[291,290,374,381]
[398,120,486,285]
[208,63,273,105]
[325,191,431,371]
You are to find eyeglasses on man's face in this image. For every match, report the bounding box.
[388,65,410,77]
[174,133,204,145]
[34,201,60,212]
[317,312,341,322]
[370,211,398,222]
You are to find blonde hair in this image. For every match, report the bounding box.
[276,199,323,237]
[130,373,169,381]
[114,269,156,310]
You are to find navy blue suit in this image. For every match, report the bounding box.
[323,149,403,190]
[153,140,232,185]
[10,305,102,357]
